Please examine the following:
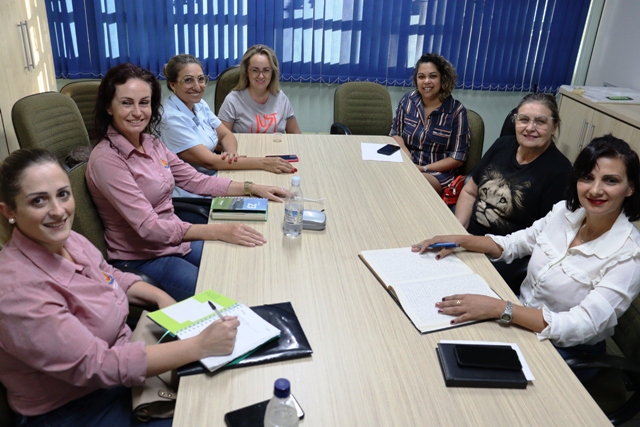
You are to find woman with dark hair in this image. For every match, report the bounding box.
[0,148,239,426]
[413,135,640,378]
[454,92,572,293]
[218,44,301,134]
[87,63,287,300]
[390,53,470,193]
[159,54,294,198]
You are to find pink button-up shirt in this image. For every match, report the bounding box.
[86,128,232,260]
[0,228,148,416]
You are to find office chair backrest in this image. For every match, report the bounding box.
[67,163,109,259]
[0,382,15,427]
[459,109,485,176]
[333,82,393,135]
[60,80,101,137]
[12,92,92,164]
[500,107,518,138]
[214,66,241,115]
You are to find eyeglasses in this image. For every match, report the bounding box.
[178,75,209,86]
[249,67,273,77]
[513,114,555,130]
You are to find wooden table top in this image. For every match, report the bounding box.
[173,133,609,427]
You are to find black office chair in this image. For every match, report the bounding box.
[500,107,518,138]
[566,294,640,425]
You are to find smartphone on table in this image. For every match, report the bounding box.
[224,394,304,427]
[377,144,401,156]
[454,344,522,371]
[266,154,299,162]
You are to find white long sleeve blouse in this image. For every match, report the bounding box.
[490,201,640,347]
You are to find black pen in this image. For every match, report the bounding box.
[427,242,459,249]
[208,300,226,322]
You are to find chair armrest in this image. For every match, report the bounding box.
[567,353,640,425]
[330,123,352,135]
[172,202,209,221]
[172,197,212,207]
[565,353,640,376]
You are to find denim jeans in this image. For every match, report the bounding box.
[17,386,173,427]
[113,241,204,302]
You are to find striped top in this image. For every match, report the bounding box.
[390,91,469,168]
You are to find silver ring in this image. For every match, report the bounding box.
[456,300,461,306]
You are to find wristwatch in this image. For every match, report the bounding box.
[498,301,513,325]
[243,181,253,196]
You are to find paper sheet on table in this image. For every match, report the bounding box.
[439,340,535,381]
[361,143,403,162]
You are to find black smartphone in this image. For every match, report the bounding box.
[376,144,401,156]
[454,344,522,371]
[224,395,304,427]
[266,154,299,162]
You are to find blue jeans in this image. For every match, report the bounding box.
[556,340,607,383]
[17,386,172,427]
[113,241,203,302]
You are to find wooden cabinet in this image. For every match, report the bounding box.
[0,0,56,160]
[557,87,640,162]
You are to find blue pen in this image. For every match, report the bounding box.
[427,242,459,249]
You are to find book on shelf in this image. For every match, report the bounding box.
[209,197,268,221]
[147,290,280,373]
[358,247,500,334]
[436,342,528,389]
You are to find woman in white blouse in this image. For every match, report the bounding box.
[413,134,640,370]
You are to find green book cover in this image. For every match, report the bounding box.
[210,197,268,212]
[147,290,237,335]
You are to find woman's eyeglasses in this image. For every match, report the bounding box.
[249,67,273,77]
[178,75,209,86]
[513,114,555,130]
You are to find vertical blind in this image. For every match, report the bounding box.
[46,0,590,92]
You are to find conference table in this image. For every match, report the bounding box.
[173,134,610,426]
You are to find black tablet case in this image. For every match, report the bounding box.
[178,302,312,376]
[436,343,528,389]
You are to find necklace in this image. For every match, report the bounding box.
[577,222,587,244]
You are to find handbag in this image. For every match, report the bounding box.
[130,310,179,422]
[441,175,466,206]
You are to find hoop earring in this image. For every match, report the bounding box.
[8,218,15,224]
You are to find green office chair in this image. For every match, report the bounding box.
[214,65,241,115]
[566,295,640,425]
[12,92,92,166]
[331,82,393,135]
[60,80,101,138]
[459,109,485,176]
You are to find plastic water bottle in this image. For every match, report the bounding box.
[283,176,303,238]
[264,378,299,427]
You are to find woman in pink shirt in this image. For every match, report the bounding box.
[86,63,287,301]
[0,148,240,426]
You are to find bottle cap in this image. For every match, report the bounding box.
[291,176,301,186]
[273,378,291,398]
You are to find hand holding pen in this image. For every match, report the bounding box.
[411,235,465,259]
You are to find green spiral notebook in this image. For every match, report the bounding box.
[147,290,280,372]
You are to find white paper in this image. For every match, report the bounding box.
[439,339,535,381]
[361,143,403,162]
[162,298,212,323]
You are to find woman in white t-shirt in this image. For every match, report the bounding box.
[218,45,301,134]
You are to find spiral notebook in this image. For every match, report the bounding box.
[147,290,281,372]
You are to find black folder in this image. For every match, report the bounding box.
[436,343,528,389]
[177,302,313,376]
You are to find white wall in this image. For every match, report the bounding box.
[585,0,640,89]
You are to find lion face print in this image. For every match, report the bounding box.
[475,169,529,229]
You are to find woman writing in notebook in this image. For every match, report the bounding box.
[0,148,240,426]
[86,63,288,301]
[414,135,640,372]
